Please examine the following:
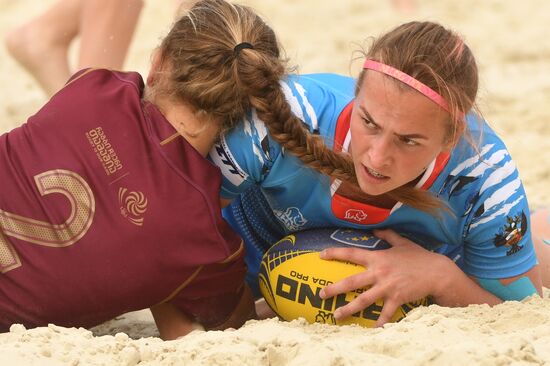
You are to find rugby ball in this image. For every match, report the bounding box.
[258,228,430,327]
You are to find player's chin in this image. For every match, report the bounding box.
[357,179,392,197]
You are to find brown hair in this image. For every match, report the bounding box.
[154,3,477,213]
[150,0,357,183]
[354,21,480,212]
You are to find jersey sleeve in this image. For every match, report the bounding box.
[208,111,283,199]
[208,73,356,200]
[169,243,247,328]
[455,125,538,279]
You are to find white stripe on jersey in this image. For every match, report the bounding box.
[280,81,305,121]
[479,159,517,195]
[469,149,508,177]
[295,82,319,132]
[470,195,524,229]
[330,179,342,196]
[449,143,494,176]
[209,135,248,187]
[416,157,437,188]
[343,129,351,152]
[483,177,522,211]
[250,110,269,165]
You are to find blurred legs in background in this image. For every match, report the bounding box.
[4,0,143,96]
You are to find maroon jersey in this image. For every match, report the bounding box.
[0,69,245,331]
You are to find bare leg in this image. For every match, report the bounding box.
[4,0,81,96]
[78,0,143,70]
[5,0,143,96]
[532,208,550,288]
[255,298,276,319]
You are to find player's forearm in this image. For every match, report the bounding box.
[208,285,256,330]
[150,303,204,340]
[430,255,502,307]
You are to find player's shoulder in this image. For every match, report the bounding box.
[436,113,524,217]
[284,73,355,99]
[444,114,510,172]
[276,73,355,134]
[63,68,144,96]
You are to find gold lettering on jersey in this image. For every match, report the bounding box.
[118,187,147,226]
[0,169,95,273]
[86,127,123,176]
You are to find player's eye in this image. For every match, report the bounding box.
[363,117,377,130]
[400,136,419,146]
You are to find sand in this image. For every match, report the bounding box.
[1,0,549,365]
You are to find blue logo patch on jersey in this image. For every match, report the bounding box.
[330,229,390,250]
[274,207,308,231]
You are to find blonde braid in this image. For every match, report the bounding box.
[249,89,357,183]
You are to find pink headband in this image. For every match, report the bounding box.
[363,59,450,113]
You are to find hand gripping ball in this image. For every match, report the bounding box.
[258,228,431,327]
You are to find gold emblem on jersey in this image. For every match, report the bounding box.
[86,127,123,176]
[118,187,147,226]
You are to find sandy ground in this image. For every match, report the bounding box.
[1,0,549,365]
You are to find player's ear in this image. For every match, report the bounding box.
[146,48,162,86]
[443,115,466,151]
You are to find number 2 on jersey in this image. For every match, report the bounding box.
[0,169,95,273]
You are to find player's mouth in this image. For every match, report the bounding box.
[363,166,390,182]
